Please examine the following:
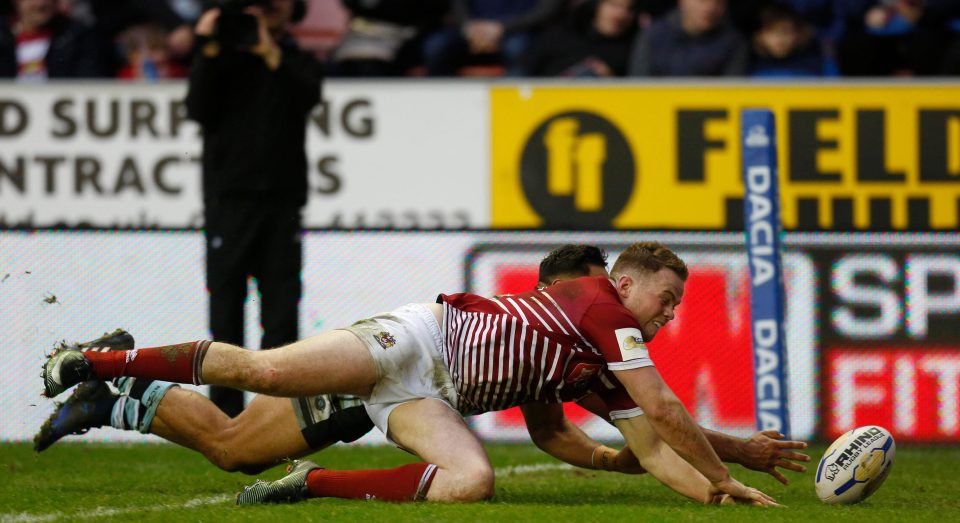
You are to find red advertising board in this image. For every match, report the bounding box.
[814,245,960,442]
[468,235,960,443]
[824,349,960,442]
[485,250,759,436]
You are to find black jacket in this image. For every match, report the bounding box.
[0,15,107,78]
[628,9,748,77]
[185,36,323,206]
[526,23,636,77]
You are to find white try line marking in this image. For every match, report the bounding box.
[496,463,571,475]
[0,463,572,522]
[0,495,232,523]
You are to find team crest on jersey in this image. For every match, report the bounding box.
[614,328,648,361]
[374,331,396,349]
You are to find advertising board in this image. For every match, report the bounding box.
[1,231,956,443]
[491,85,960,231]
[0,82,488,229]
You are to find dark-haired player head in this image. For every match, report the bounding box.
[537,244,609,289]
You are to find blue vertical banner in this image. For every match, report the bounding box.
[741,109,791,437]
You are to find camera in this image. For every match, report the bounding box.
[207,0,271,50]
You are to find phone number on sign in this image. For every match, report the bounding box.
[312,210,474,230]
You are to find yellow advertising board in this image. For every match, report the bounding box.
[491,84,960,231]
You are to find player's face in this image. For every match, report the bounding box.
[616,267,684,341]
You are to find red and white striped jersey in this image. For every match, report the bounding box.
[437,276,653,418]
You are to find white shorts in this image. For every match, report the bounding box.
[341,303,458,440]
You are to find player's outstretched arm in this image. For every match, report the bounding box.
[614,366,780,506]
[702,429,810,485]
[595,425,807,480]
[616,416,782,505]
[615,367,727,480]
[521,403,631,472]
[614,414,714,502]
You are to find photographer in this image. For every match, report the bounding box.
[185,0,322,417]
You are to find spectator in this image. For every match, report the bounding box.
[784,0,841,37]
[185,0,322,417]
[0,0,107,79]
[781,0,843,75]
[633,0,675,28]
[837,0,950,76]
[937,0,960,74]
[116,23,188,80]
[78,0,197,76]
[327,0,447,77]
[725,0,769,35]
[749,3,826,77]
[627,0,748,76]
[422,0,565,76]
[525,0,638,77]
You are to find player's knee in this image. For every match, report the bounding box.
[451,464,495,501]
[201,422,260,473]
[204,448,243,472]
[204,446,267,474]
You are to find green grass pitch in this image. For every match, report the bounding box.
[1,442,957,522]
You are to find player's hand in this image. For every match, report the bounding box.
[739,430,810,485]
[709,475,782,507]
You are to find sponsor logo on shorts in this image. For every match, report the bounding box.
[614,328,648,361]
[374,331,396,349]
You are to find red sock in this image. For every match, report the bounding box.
[84,341,211,385]
[306,463,438,502]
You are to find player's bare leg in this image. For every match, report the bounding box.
[44,329,378,399]
[150,390,313,474]
[385,398,494,501]
[237,397,493,504]
[201,331,378,397]
[39,329,375,468]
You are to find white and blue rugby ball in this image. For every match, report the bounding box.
[815,425,895,504]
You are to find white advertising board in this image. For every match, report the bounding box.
[0,81,488,229]
[0,231,819,446]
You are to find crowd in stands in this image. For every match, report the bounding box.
[3,0,960,80]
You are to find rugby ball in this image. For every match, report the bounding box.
[815,425,895,504]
